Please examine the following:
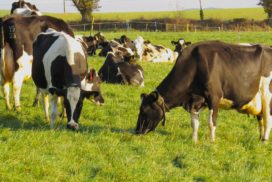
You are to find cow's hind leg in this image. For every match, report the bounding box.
[49,94,58,129]
[257,116,264,140]
[2,82,12,110]
[191,111,200,143]
[208,109,217,142]
[33,87,41,107]
[41,93,50,121]
[12,69,25,111]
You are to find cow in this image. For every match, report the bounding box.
[98,48,144,86]
[11,0,42,16]
[136,40,272,143]
[134,36,177,62]
[171,38,191,55]
[76,32,106,56]
[114,35,136,53]
[32,28,104,130]
[0,15,74,111]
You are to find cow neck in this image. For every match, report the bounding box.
[156,57,196,110]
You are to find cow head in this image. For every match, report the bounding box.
[171,39,191,54]
[136,91,169,134]
[81,68,104,105]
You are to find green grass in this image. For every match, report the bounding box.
[0,8,267,22]
[1,32,272,181]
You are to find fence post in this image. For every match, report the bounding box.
[90,17,94,35]
[83,24,86,32]
[146,24,148,31]
[186,24,189,32]
[154,22,157,32]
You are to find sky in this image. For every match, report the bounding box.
[0,0,261,13]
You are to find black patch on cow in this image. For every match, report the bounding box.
[50,56,81,89]
[32,34,59,89]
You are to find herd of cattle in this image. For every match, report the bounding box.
[1,0,272,143]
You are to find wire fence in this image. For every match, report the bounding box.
[69,21,224,32]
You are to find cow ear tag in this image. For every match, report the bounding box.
[89,69,93,81]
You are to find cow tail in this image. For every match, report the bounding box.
[64,34,74,65]
[0,18,4,50]
[0,18,5,83]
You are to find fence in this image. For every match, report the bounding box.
[69,21,223,32]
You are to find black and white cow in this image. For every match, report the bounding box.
[171,38,191,55]
[0,15,74,111]
[98,49,144,86]
[114,35,136,53]
[134,36,177,62]
[136,40,272,142]
[76,32,106,56]
[32,28,104,130]
[11,0,42,16]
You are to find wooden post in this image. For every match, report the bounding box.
[63,0,66,14]
[186,24,189,32]
[90,17,94,35]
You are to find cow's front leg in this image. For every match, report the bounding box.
[2,82,12,110]
[33,87,41,107]
[59,96,66,119]
[12,69,25,111]
[257,116,264,140]
[191,111,200,143]
[208,109,217,142]
[50,94,58,129]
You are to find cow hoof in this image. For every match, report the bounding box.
[67,123,79,131]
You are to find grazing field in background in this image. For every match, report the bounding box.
[1,31,272,181]
[0,8,266,22]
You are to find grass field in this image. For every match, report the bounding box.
[1,31,272,181]
[0,8,267,22]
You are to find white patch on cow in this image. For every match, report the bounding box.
[126,47,134,56]
[50,94,58,129]
[191,111,200,143]
[179,39,185,45]
[80,77,94,92]
[116,67,122,76]
[208,109,216,141]
[137,69,145,87]
[66,87,80,124]
[134,36,144,61]
[238,43,254,46]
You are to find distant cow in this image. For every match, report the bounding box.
[136,40,272,142]
[0,15,74,111]
[134,36,177,62]
[11,0,42,16]
[32,28,104,130]
[76,32,106,56]
[98,49,144,86]
[114,35,136,53]
[171,38,191,55]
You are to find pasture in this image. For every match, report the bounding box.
[1,31,272,181]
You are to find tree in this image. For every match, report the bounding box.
[71,0,100,22]
[259,0,272,18]
[199,0,204,22]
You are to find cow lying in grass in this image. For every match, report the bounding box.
[98,43,144,86]
[136,40,272,142]
[32,28,104,130]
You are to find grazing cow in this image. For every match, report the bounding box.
[171,38,191,55]
[76,32,106,56]
[0,15,74,111]
[32,28,104,130]
[11,0,42,16]
[136,40,272,142]
[134,36,177,62]
[98,49,144,86]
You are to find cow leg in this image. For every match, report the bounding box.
[49,94,58,129]
[191,111,200,143]
[59,96,66,119]
[12,69,25,111]
[257,116,264,140]
[32,87,41,107]
[41,93,50,121]
[208,109,217,141]
[2,82,12,110]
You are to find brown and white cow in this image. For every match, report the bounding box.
[32,28,104,130]
[11,0,42,16]
[0,15,74,111]
[134,36,177,62]
[136,40,272,142]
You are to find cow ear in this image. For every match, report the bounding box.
[140,93,147,99]
[185,42,191,45]
[150,91,159,102]
[171,41,177,45]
